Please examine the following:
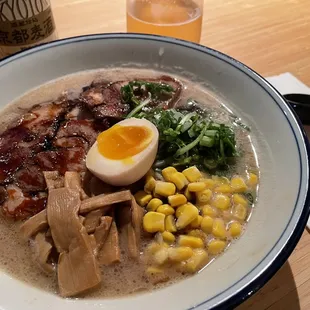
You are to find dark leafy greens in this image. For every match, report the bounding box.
[121,81,174,107]
[121,80,239,171]
[135,108,238,171]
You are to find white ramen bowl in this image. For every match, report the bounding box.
[0,34,309,310]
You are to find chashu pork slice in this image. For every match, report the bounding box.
[46,187,101,297]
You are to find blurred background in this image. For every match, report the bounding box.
[51,0,310,84]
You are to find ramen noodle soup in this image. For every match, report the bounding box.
[0,69,259,298]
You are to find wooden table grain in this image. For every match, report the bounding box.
[51,0,310,309]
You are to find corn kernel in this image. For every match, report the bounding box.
[154,232,164,244]
[170,172,189,190]
[162,167,177,182]
[203,178,217,189]
[212,176,229,185]
[190,215,203,228]
[175,204,188,218]
[168,194,187,207]
[214,184,233,194]
[165,215,177,233]
[145,242,168,264]
[146,266,164,275]
[146,198,163,212]
[212,194,231,210]
[182,166,202,182]
[144,175,156,193]
[201,205,217,217]
[146,242,162,255]
[162,231,176,244]
[212,219,227,239]
[143,212,165,233]
[154,181,176,197]
[146,169,154,177]
[188,229,206,240]
[184,186,193,201]
[222,210,233,222]
[134,190,152,207]
[176,204,199,230]
[188,182,207,192]
[247,172,258,187]
[201,216,214,234]
[178,235,204,248]
[153,246,169,265]
[208,239,227,255]
[232,194,248,207]
[168,247,193,262]
[231,176,247,193]
[229,221,242,237]
[152,190,163,199]
[184,249,208,273]
[155,232,171,245]
[156,204,175,216]
[196,189,213,204]
[232,204,248,221]
[175,261,187,272]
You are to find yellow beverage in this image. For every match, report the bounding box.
[127,0,203,43]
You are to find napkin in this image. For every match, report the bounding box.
[265,73,310,229]
[266,72,310,95]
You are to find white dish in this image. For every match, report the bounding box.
[0,34,309,309]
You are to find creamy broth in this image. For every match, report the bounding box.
[0,68,259,298]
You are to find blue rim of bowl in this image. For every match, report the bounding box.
[0,33,309,309]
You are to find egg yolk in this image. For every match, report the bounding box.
[97,125,153,160]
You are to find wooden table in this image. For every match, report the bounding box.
[51,0,310,309]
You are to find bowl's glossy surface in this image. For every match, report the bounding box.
[0,34,309,310]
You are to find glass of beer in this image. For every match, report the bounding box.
[126,0,203,43]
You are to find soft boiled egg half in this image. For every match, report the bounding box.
[86,118,159,186]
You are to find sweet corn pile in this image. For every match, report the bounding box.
[134,166,259,275]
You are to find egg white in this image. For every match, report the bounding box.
[86,118,159,186]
